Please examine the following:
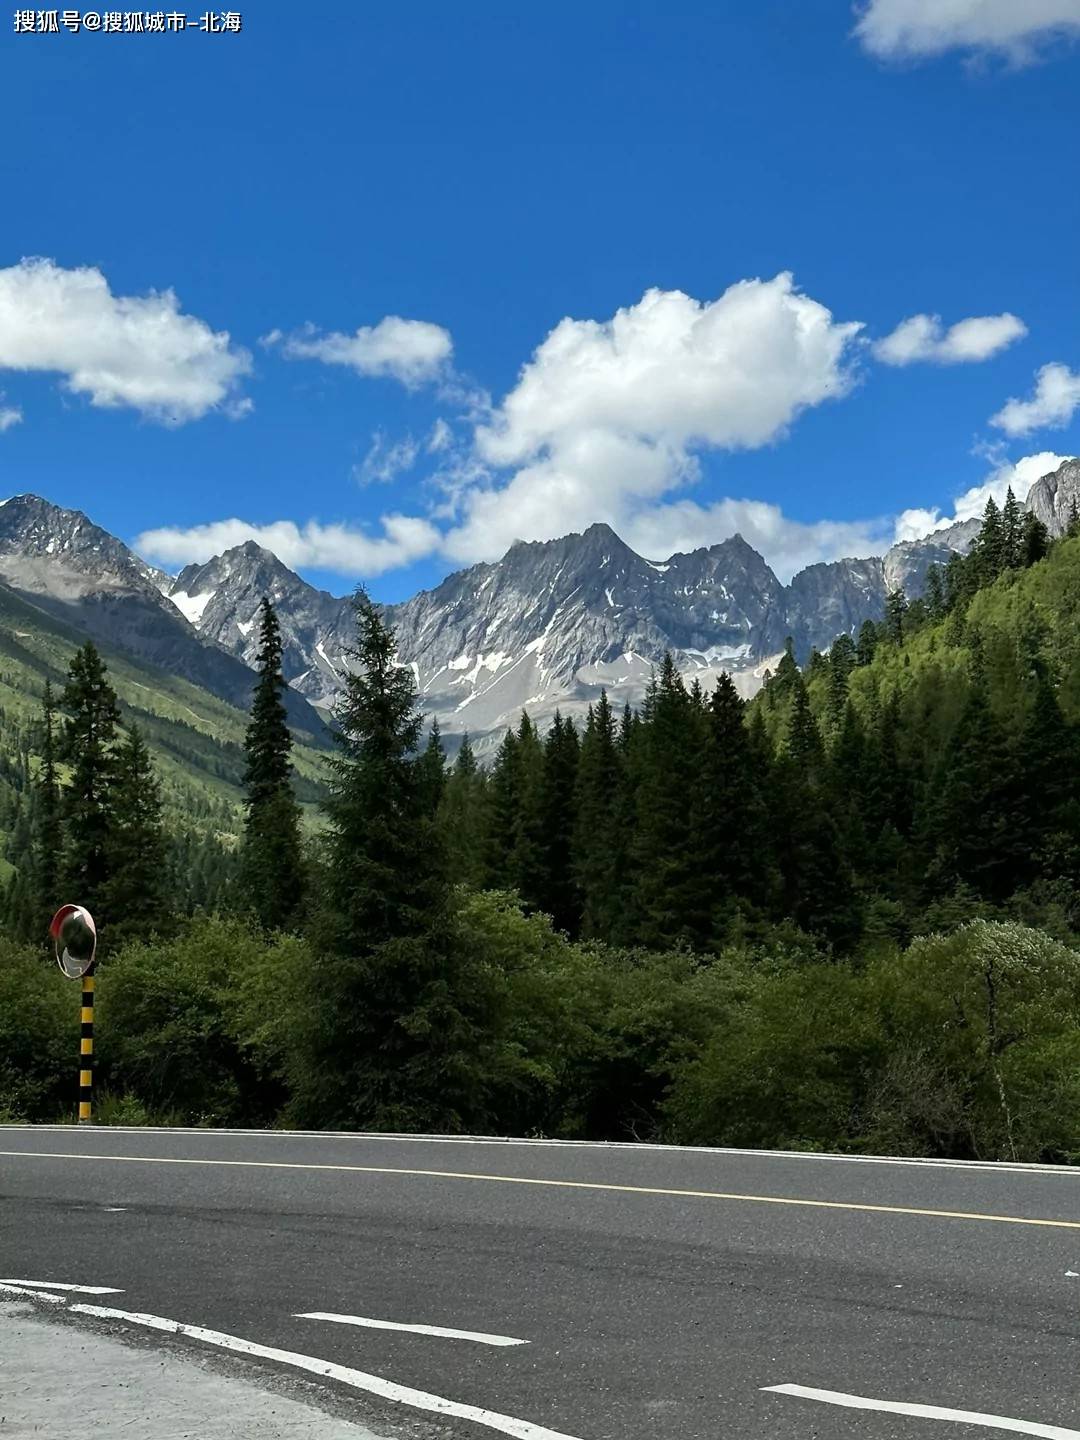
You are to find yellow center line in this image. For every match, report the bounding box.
[2,1148,1079,1230]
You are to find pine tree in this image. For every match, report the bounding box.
[418,719,447,817]
[629,654,706,948]
[537,712,581,933]
[437,734,488,889]
[692,672,771,937]
[58,642,121,919]
[32,681,62,928]
[856,619,879,666]
[573,692,626,940]
[924,565,946,621]
[884,588,908,645]
[974,495,1006,584]
[1001,487,1023,569]
[240,598,305,931]
[827,634,857,728]
[1020,511,1050,568]
[297,591,480,1130]
[103,726,172,947]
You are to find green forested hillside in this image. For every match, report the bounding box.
[0,582,329,890]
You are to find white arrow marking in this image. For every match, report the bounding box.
[0,1279,123,1294]
[296,1311,527,1347]
[71,1304,583,1440]
[764,1384,1080,1439]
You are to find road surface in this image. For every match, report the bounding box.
[2,1126,1079,1439]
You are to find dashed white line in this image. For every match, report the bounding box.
[296,1311,527,1346]
[0,1279,123,1294]
[70,1304,584,1440]
[764,1383,1080,1439]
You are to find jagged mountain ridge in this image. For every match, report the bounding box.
[0,495,327,740]
[6,457,1075,756]
[164,458,1079,750]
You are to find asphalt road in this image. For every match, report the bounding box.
[2,1126,1079,1439]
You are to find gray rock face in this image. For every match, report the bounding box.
[882,518,980,595]
[28,462,1080,755]
[0,495,327,738]
[1025,457,1080,535]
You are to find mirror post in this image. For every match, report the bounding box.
[79,966,95,1125]
[49,905,99,1127]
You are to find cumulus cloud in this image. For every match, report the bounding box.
[854,0,1080,63]
[136,512,441,579]
[874,312,1026,366]
[0,257,251,424]
[894,451,1074,539]
[441,274,863,565]
[268,315,453,388]
[991,362,1080,436]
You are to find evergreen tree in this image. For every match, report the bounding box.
[573,692,626,940]
[924,565,946,621]
[1001,487,1023,569]
[629,654,707,948]
[32,681,61,928]
[297,591,482,1130]
[58,642,121,919]
[692,672,771,936]
[974,495,1006,584]
[884,588,908,645]
[418,719,447,817]
[1020,511,1050,568]
[240,599,305,931]
[437,734,488,890]
[827,634,857,727]
[856,619,879,666]
[537,712,581,933]
[103,726,172,947]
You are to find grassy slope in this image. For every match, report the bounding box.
[0,583,329,847]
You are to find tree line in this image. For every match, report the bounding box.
[4,489,1080,1157]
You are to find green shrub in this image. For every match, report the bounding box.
[0,940,74,1121]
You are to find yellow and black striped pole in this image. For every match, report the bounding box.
[79,968,95,1125]
[50,905,99,1126]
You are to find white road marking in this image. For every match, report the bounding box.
[70,1304,584,1440]
[3,1149,1078,1231]
[764,1383,1080,1439]
[0,1282,67,1304]
[296,1311,527,1347]
[0,1279,123,1294]
[6,1123,1080,1175]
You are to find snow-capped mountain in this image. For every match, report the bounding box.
[0,494,327,737]
[155,501,982,751]
[7,457,1074,755]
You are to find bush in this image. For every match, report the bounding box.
[96,915,308,1125]
[0,939,74,1121]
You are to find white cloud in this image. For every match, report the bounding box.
[0,396,21,432]
[442,274,863,565]
[0,257,251,424]
[356,431,419,486]
[991,362,1080,436]
[874,312,1026,366]
[269,315,453,388]
[894,451,1074,538]
[136,513,441,579]
[427,417,453,453]
[854,0,1080,62]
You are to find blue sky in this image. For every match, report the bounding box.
[1,1,1078,599]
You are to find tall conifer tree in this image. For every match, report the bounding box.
[241,598,305,930]
[59,642,120,918]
